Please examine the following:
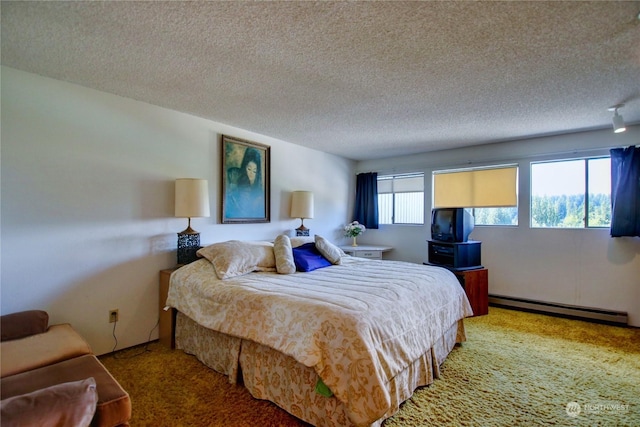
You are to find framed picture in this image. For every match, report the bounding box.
[221,135,270,223]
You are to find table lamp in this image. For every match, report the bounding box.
[290,191,314,236]
[175,178,210,264]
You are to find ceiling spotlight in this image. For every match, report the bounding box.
[608,104,626,133]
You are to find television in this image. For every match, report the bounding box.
[431,208,475,243]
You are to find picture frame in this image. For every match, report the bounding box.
[221,135,271,223]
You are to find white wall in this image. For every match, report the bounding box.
[358,127,640,326]
[1,67,355,354]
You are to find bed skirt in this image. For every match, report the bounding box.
[176,311,466,427]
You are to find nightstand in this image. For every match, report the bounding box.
[159,268,178,349]
[452,268,488,317]
[340,245,393,260]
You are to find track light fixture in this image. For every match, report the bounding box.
[608,104,626,133]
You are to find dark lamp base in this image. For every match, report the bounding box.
[177,232,201,265]
[295,226,310,237]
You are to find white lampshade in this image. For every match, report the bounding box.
[290,191,314,219]
[175,179,210,218]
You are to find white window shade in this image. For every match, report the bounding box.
[434,166,518,208]
[393,176,423,192]
[377,178,393,193]
[378,174,423,193]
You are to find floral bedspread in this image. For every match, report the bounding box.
[167,257,472,426]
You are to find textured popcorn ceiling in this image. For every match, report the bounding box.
[2,1,639,160]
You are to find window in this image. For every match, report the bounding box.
[433,165,518,226]
[531,157,611,228]
[377,173,424,224]
[473,207,518,226]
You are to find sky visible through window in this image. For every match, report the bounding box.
[531,158,610,196]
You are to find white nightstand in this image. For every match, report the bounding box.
[340,245,393,260]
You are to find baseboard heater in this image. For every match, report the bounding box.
[489,294,628,325]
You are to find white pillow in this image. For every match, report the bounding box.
[273,235,296,274]
[197,241,276,279]
[290,236,315,248]
[314,235,343,265]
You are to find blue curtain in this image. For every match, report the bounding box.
[353,172,379,229]
[610,146,640,237]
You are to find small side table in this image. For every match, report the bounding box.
[339,245,393,260]
[159,268,178,349]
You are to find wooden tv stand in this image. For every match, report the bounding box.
[452,268,488,317]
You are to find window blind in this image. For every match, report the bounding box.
[433,166,518,208]
[378,174,424,193]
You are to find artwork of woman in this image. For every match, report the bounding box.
[225,146,265,219]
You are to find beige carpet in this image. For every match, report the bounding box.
[100,307,640,426]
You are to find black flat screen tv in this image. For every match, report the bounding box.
[431,208,475,242]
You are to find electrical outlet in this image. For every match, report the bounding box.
[109,309,119,323]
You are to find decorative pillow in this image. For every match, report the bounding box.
[0,377,98,427]
[290,236,315,248]
[314,235,343,265]
[292,243,332,272]
[197,241,276,279]
[273,235,296,274]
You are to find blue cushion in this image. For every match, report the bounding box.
[292,243,332,272]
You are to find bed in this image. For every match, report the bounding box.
[166,237,473,427]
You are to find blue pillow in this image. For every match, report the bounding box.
[292,243,332,272]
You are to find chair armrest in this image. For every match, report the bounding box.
[1,324,92,378]
[1,310,49,342]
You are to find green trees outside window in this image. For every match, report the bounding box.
[531,158,610,228]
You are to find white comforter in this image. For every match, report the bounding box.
[167,257,472,426]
